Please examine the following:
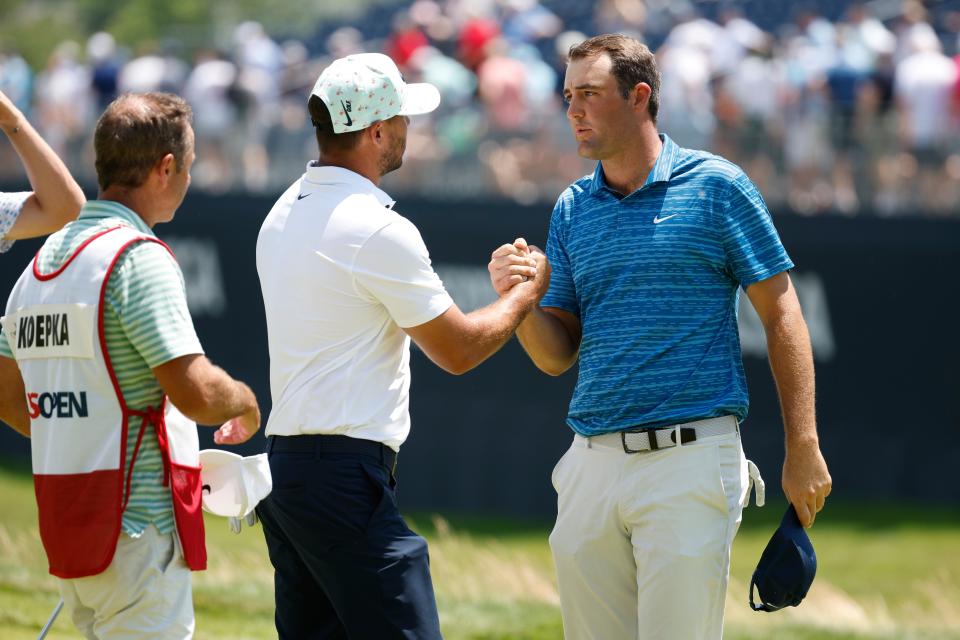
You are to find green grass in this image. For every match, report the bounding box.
[1,464,958,639]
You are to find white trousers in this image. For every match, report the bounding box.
[549,426,749,640]
[57,525,194,640]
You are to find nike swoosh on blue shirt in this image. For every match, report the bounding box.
[652,213,679,224]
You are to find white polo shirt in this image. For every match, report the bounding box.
[256,164,453,450]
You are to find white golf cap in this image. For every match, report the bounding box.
[199,449,272,518]
[311,52,441,134]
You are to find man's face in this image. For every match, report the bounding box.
[563,54,637,160]
[378,115,408,176]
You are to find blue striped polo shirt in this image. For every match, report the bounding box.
[542,134,793,436]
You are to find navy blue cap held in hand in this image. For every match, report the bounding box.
[750,505,817,612]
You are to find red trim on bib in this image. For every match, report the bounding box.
[98,235,160,570]
[32,226,123,281]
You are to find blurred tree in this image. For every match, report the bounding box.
[0,0,401,70]
[0,1,87,70]
[99,0,211,47]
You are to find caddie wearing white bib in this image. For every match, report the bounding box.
[4,226,208,578]
[0,93,261,639]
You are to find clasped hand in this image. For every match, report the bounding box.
[488,237,550,300]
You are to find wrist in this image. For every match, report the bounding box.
[785,433,819,452]
[518,290,541,317]
[503,283,532,307]
[235,382,255,410]
[0,112,24,135]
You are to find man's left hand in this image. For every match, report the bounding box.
[214,407,260,445]
[782,442,832,527]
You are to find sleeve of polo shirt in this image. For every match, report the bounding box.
[106,241,204,367]
[353,218,454,329]
[0,191,31,253]
[539,196,579,316]
[719,173,795,288]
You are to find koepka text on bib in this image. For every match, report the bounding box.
[2,303,95,360]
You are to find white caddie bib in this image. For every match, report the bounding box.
[4,226,207,578]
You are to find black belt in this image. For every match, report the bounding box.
[267,434,397,472]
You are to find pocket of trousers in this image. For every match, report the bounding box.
[713,436,748,516]
[358,460,397,533]
[550,443,575,493]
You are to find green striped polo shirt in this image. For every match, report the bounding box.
[0,200,204,536]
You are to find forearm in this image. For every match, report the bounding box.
[452,293,534,373]
[157,355,259,426]
[1,115,84,237]
[765,310,818,449]
[516,306,579,376]
[188,370,258,426]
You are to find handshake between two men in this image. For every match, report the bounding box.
[488,237,549,297]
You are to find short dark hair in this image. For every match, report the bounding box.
[308,95,364,153]
[94,93,193,191]
[568,34,660,121]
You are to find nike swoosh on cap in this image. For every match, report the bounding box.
[297,193,310,200]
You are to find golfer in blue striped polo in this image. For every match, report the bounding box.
[488,34,832,639]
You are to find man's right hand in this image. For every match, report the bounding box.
[488,237,538,297]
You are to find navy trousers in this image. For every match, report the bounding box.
[256,436,442,639]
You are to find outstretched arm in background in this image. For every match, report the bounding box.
[0,90,85,240]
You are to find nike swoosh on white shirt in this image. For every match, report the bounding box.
[652,213,680,224]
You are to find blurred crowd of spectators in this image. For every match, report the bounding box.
[4,0,960,215]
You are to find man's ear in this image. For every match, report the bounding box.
[633,82,651,113]
[370,121,385,146]
[156,153,177,186]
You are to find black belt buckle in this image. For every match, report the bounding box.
[620,426,697,454]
